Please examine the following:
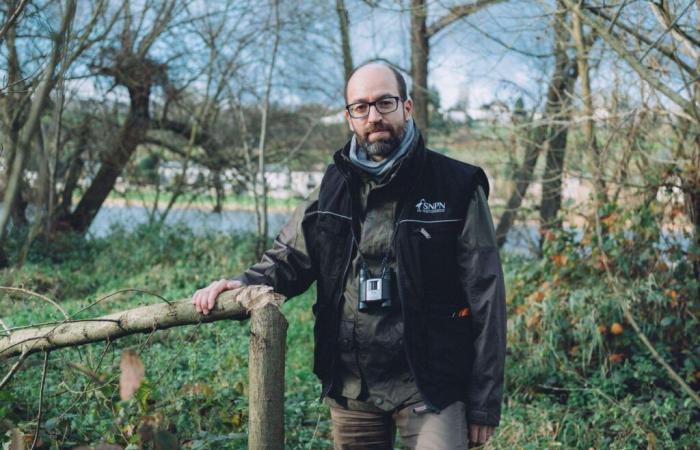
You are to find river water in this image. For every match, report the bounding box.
[89,205,541,256]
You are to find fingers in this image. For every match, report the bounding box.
[206,279,225,312]
[468,424,495,447]
[192,279,243,316]
[192,289,203,314]
[469,424,479,446]
[478,425,488,443]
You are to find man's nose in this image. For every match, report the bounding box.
[367,104,382,123]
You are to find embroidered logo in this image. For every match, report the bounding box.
[415,198,446,214]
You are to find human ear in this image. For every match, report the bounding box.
[344,110,355,132]
[403,98,413,120]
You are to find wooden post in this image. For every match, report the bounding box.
[248,303,287,449]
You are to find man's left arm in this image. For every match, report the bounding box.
[457,184,507,430]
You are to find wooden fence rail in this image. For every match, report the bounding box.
[0,286,288,449]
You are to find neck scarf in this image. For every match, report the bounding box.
[348,118,416,180]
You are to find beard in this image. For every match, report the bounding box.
[356,121,406,159]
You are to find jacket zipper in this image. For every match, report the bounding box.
[394,229,441,414]
[393,196,441,414]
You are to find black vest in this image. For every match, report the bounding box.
[304,135,489,411]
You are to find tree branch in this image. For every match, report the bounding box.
[0,0,29,44]
[563,0,699,121]
[427,0,508,38]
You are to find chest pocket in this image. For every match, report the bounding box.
[410,220,463,306]
[317,212,350,235]
[315,212,351,276]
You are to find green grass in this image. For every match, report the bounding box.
[0,215,698,449]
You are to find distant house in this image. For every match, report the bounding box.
[157,161,323,199]
[445,101,514,125]
[263,164,324,199]
[470,101,512,124]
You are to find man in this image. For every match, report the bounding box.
[192,62,506,449]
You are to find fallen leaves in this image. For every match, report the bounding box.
[608,353,625,364]
[119,350,145,401]
[550,254,569,268]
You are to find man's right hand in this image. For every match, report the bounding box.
[192,279,243,315]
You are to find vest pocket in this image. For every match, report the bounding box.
[425,306,472,383]
[413,222,462,305]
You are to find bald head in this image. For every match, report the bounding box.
[344,62,407,104]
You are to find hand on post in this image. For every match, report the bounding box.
[192,279,242,315]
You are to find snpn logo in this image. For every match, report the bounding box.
[415,198,446,214]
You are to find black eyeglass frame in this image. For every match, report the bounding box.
[345,96,402,119]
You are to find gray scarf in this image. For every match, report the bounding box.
[349,118,416,180]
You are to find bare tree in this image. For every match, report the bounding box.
[496,4,578,247]
[63,0,179,233]
[0,0,78,265]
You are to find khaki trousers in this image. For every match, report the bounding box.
[329,400,468,450]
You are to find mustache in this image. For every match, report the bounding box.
[366,124,390,134]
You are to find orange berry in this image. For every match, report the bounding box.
[610,322,623,335]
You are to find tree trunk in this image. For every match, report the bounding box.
[540,7,578,233]
[496,7,578,248]
[410,0,430,135]
[256,0,281,257]
[572,6,607,204]
[336,0,353,81]
[59,149,85,219]
[66,85,151,233]
[213,169,223,213]
[690,3,700,291]
[495,123,546,248]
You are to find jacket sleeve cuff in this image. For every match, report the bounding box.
[230,275,249,286]
[466,409,500,427]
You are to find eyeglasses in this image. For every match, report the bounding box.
[346,96,401,119]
